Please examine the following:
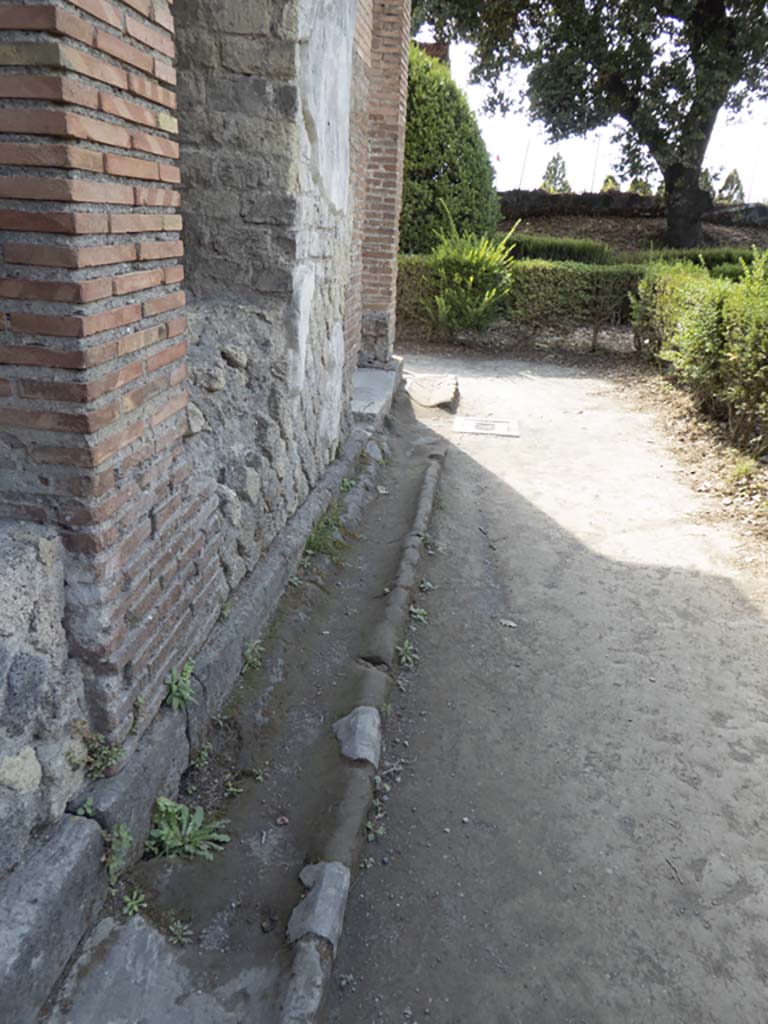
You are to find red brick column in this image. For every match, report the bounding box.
[360,0,409,366]
[0,0,220,742]
[344,0,373,373]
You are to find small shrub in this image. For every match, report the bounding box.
[422,215,517,334]
[145,796,230,861]
[633,249,768,455]
[164,659,195,711]
[719,251,768,452]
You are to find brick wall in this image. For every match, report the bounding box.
[0,0,220,753]
[360,0,410,366]
[345,0,373,372]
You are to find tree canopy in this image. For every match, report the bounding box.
[415,1,768,245]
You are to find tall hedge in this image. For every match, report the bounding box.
[399,44,500,254]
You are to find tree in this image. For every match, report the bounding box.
[541,152,570,193]
[601,175,620,193]
[416,1,768,247]
[718,169,746,205]
[628,178,652,197]
[400,44,499,253]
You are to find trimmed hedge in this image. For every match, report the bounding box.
[506,260,642,330]
[398,254,642,336]
[632,252,768,453]
[619,246,755,269]
[504,233,613,265]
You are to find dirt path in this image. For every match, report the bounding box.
[326,352,768,1024]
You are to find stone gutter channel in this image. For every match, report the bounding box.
[4,369,447,1024]
[280,449,445,1023]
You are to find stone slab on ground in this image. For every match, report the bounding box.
[46,916,282,1023]
[333,706,382,768]
[287,862,350,955]
[405,372,459,409]
[351,366,399,425]
[1,815,106,1024]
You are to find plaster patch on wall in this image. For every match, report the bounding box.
[298,0,355,213]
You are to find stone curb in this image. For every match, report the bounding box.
[279,444,446,1023]
[2,418,391,1024]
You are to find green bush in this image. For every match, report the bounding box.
[400,44,499,254]
[633,250,768,454]
[630,262,712,354]
[720,253,768,450]
[506,233,613,264]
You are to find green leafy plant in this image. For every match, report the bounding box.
[191,743,211,770]
[145,797,230,861]
[224,775,244,797]
[73,723,124,780]
[242,641,265,673]
[409,604,428,624]
[396,638,419,669]
[122,888,147,918]
[340,477,355,494]
[219,600,232,622]
[164,660,196,712]
[400,43,499,254]
[365,820,386,842]
[76,797,95,819]
[168,920,194,946]
[104,823,133,886]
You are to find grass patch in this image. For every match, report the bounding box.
[305,501,345,559]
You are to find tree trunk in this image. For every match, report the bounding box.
[663,163,713,247]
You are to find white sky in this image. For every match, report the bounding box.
[448,42,768,200]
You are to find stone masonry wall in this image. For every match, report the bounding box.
[0,523,85,878]
[175,0,359,596]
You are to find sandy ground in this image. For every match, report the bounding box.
[325,351,768,1024]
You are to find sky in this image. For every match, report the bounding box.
[448,42,768,200]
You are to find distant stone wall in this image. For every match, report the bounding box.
[499,189,666,220]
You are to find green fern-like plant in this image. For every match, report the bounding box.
[164,660,196,712]
[423,202,517,334]
[145,797,230,861]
